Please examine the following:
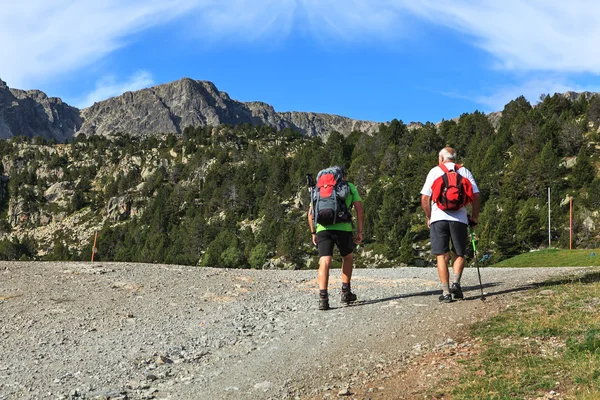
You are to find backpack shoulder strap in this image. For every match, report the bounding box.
[440,163,463,173]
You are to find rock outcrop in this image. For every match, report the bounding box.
[77,78,380,138]
[105,195,133,222]
[0,77,381,141]
[562,91,599,102]
[0,79,82,142]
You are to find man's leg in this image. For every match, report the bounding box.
[317,255,332,310]
[340,252,357,303]
[316,231,334,310]
[449,222,469,299]
[341,253,353,285]
[452,256,465,279]
[448,255,466,299]
[318,256,333,291]
[436,253,451,295]
[339,231,357,304]
[431,221,453,303]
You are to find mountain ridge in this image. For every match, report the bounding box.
[0,77,381,141]
[0,78,82,142]
[1,76,599,142]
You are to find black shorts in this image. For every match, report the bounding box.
[316,230,355,257]
[430,220,468,256]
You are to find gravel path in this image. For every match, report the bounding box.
[0,262,588,399]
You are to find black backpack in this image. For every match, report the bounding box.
[310,166,352,226]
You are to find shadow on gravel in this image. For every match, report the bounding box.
[462,271,600,301]
[351,271,600,307]
[349,283,500,307]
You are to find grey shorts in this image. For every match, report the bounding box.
[430,220,468,256]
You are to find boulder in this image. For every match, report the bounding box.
[105,195,133,222]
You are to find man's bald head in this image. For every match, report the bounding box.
[439,147,456,163]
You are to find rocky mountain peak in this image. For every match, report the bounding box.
[77,78,380,138]
[562,91,599,102]
[0,77,82,141]
[0,77,381,141]
[13,77,600,142]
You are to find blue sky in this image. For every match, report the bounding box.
[2,0,600,124]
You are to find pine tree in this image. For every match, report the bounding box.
[249,243,270,269]
[517,199,544,248]
[572,145,595,187]
[494,203,521,259]
[398,229,414,265]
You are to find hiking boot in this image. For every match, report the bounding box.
[319,297,330,311]
[341,291,357,305]
[450,282,464,299]
[438,293,454,303]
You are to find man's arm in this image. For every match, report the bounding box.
[421,194,431,228]
[353,201,364,243]
[307,206,317,245]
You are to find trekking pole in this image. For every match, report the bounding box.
[306,174,315,205]
[305,174,315,191]
[469,226,486,301]
[306,174,317,229]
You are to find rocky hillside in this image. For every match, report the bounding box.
[0,78,380,141]
[0,128,328,263]
[0,79,81,142]
[79,78,381,138]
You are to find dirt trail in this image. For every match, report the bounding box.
[0,262,587,399]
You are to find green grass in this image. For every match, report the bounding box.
[451,270,600,399]
[492,248,600,268]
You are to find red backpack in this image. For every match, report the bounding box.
[431,164,474,211]
[310,166,351,226]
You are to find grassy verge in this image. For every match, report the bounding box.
[451,270,600,399]
[492,248,600,268]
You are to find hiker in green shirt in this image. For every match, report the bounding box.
[307,166,364,310]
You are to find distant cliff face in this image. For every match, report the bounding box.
[0,78,380,142]
[3,76,599,142]
[77,78,380,138]
[0,79,82,142]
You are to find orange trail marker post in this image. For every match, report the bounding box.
[91,232,98,262]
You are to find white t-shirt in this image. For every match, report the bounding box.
[420,162,480,225]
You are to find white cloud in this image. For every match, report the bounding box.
[0,0,411,90]
[184,0,600,74]
[300,0,411,42]
[393,0,600,73]
[3,0,600,95]
[186,0,600,74]
[188,0,297,43]
[184,0,417,45]
[73,71,154,108]
[0,0,197,88]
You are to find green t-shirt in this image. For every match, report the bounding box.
[316,182,362,233]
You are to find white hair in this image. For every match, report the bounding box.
[439,148,456,161]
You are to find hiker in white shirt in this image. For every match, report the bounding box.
[420,147,480,302]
